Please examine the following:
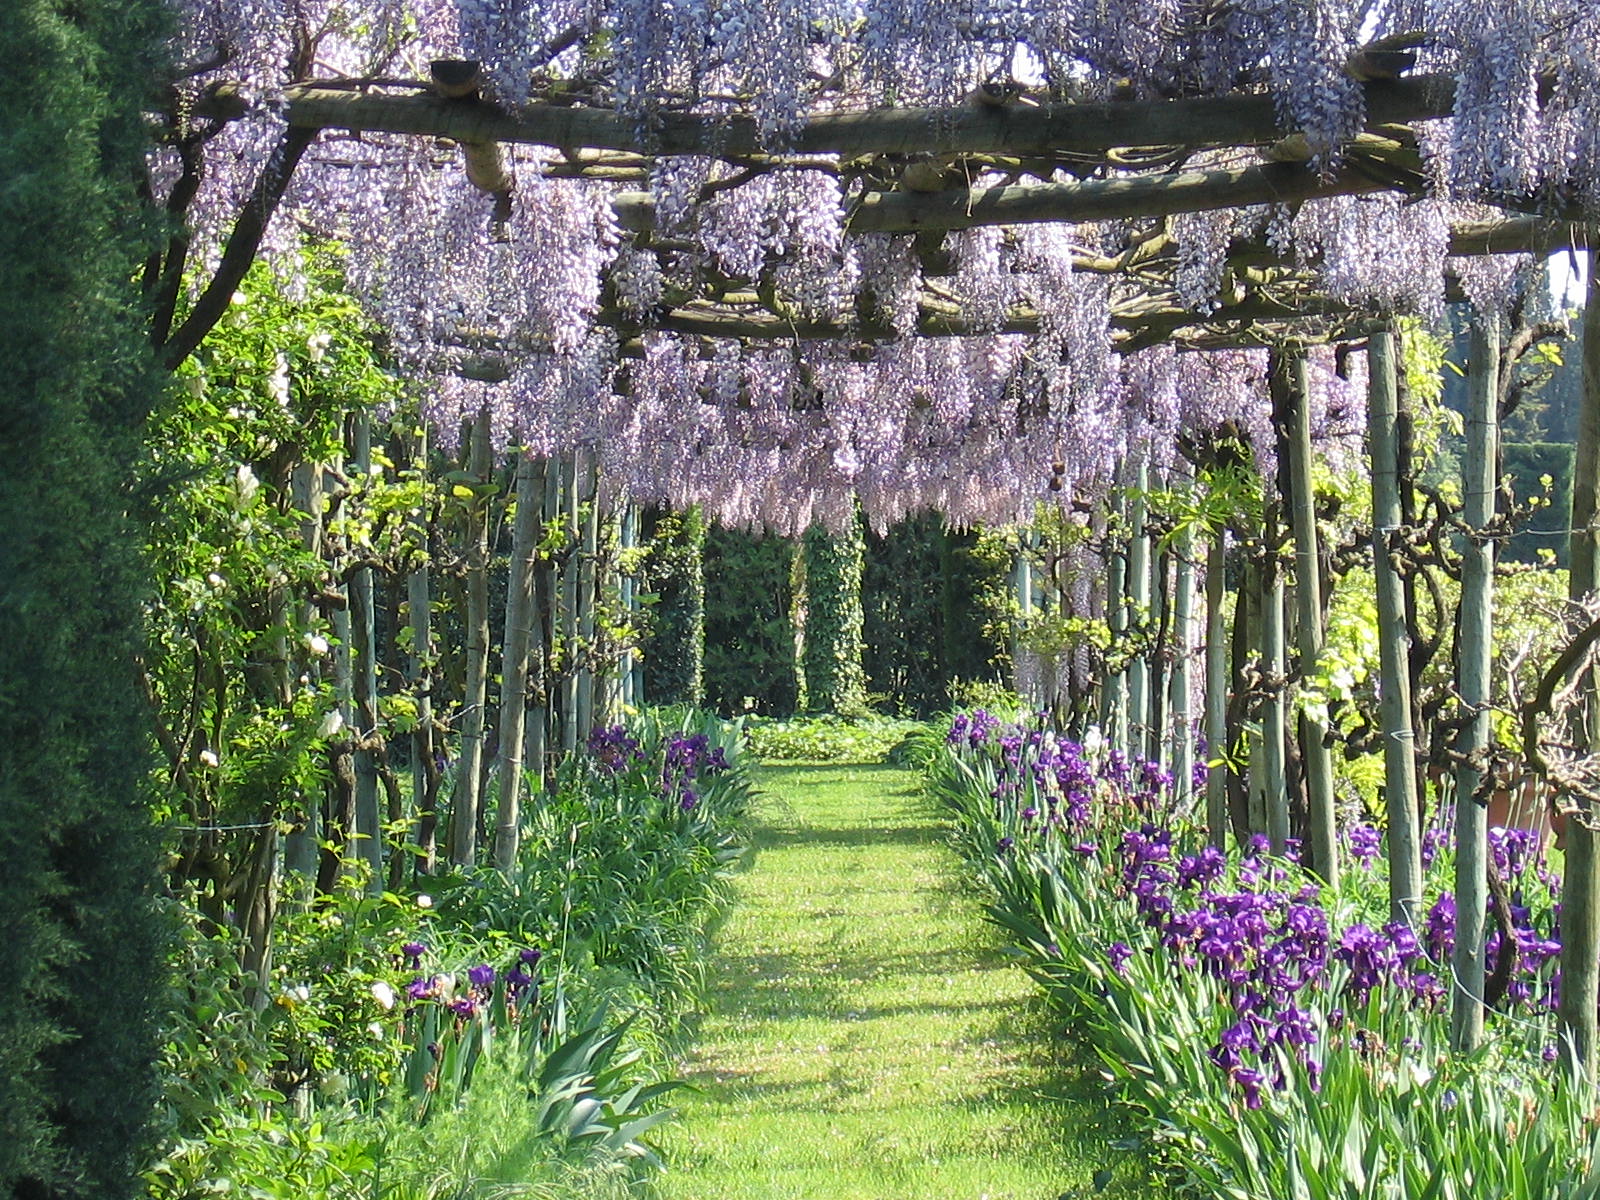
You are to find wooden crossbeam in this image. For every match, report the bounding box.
[198,75,1458,161]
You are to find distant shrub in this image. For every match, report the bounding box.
[744,714,929,763]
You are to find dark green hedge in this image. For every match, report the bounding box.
[641,507,707,706]
[1,3,171,1195]
[703,527,798,715]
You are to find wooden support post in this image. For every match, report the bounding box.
[1204,530,1230,848]
[452,407,494,867]
[1560,258,1600,1079]
[1170,519,1197,810]
[1261,551,1291,855]
[351,414,384,893]
[1452,312,1499,1054]
[494,452,544,873]
[1127,466,1152,762]
[1102,498,1130,757]
[1275,347,1339,886]
[1368,325,1424,928]
[576,455,600,735]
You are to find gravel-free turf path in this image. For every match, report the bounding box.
[654,762,1154,1200]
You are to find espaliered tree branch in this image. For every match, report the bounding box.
[1520,611,1600,811]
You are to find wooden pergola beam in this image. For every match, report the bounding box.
[448,292,1363,370]
[609,159,1410,235]
[199,74,1458,161]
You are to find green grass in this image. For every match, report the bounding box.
[652,764,1160,1200]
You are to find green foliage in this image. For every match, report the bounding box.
[139,249,415,938]
[800,516,868,714]
[0,2,173,1193]
[1501,441,1573,565]
[862,515,1012,715]
[702,525,798,715]
[744,714,928,763]
[641,508,707,707]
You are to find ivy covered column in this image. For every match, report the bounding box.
[800,512,869,715]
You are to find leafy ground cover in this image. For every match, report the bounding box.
[654,762,1156,1200]
[923,713,1600,1200]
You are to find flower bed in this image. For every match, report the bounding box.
[924,711,1600,1199]
[147,710,752,1200]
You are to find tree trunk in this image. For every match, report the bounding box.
[1274,347,1339,886]
[451,407,494,868]
[1368,325,1425,928]
[1451,313,1499,1053]
[494,453,544,873]
[1560,262,1600,1079]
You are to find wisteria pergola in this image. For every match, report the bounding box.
[150,0,1600,1074]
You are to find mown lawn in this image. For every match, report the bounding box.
[653,763,1161,1200]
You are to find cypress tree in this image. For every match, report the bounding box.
[0,2,170,1195]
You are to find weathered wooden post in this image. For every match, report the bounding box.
[1452,312,1499,1053]
[1368,325,1424,928]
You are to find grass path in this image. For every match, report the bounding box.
[653,763,1154,1200]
